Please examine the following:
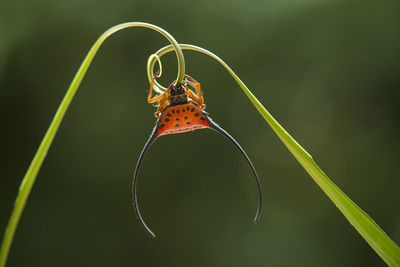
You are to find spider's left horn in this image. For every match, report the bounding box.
[132,124,159,237]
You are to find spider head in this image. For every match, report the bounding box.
[169,82,185,96]
[169,82,188,106]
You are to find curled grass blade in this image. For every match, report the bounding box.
[149,44,400,266]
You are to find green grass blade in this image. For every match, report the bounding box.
[149,44,400,266]
[237,81,400,267]
[0,22,185,267]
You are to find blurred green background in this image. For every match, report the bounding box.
[1,0,399,266]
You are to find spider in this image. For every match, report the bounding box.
[133,72,262,237]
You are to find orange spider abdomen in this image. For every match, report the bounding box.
[156,103,210,136]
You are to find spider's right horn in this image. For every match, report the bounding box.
[207,118,262,223]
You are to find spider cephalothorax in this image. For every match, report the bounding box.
[133,73,262,237]
[149,73,205,118]
[168,83,188,106]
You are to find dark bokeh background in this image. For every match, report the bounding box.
[1,0,399,266]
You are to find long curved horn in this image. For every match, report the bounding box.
[207,118,262,223]
[132,125,159,237]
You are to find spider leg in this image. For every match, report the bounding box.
[147,70,170,117]
[185,87,205,109]
[148,71,164,104]
[154,92,169,117]
[132,124,159,238]
[184,74,204,105]
[184,74,200,87]
[207,118,262,223]
[148,94,164,104]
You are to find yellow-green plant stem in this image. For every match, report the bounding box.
[0,22,185,267]
[148,44,400,266]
